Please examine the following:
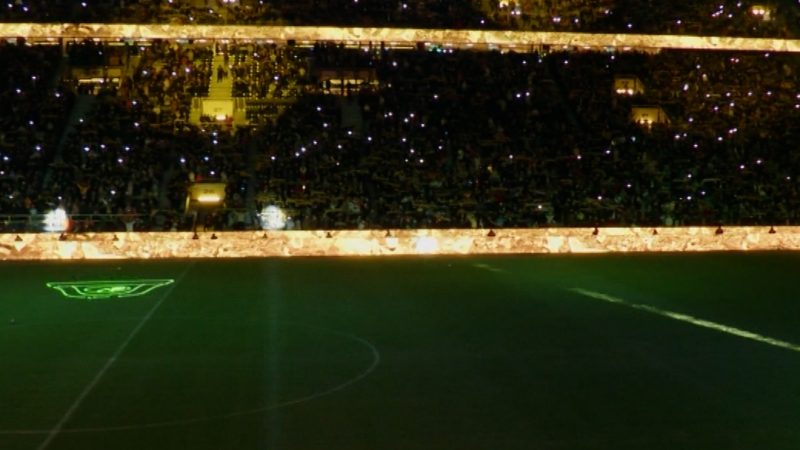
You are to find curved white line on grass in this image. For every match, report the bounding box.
[0,325,380,435]
[571,288,800,353]
[34,263,195,450]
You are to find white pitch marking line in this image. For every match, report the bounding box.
[472,263,503,273]
[0,324,380,436]
[36,264,193,450]
[570,288,800,354]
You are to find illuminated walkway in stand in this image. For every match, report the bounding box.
[2,23,800,53]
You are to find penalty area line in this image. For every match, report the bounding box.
[570,287,800,354]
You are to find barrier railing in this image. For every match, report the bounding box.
[0,213,152,233]
[0,210,255,233]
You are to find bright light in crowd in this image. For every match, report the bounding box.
[197,194,222,204]
[44,207,68,232]
[259,205,286,230]
[750,5,771,19]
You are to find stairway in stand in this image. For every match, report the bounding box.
[190,51,247,125]
[208,52,233,100]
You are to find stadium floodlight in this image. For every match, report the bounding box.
[43,207,68,232]
[259,205,286,230]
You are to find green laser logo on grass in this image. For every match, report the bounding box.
[46,279,174,300]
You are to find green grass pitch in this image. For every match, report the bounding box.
[1,253,799,450]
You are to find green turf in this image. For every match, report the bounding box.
[1,253,799,450]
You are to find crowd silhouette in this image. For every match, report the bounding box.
[1,36,799,232]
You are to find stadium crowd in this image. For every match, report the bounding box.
[228,42,309,100]
[1,39,799,232]
[0,42,74,225]
[0,0,797,37]
[249,47,800,229]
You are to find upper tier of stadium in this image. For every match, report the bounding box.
[3,23,800,53]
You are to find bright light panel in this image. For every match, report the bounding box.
[259,205,286,230]
[43,207,68,232]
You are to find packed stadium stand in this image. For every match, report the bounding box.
[1,1,799,232]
